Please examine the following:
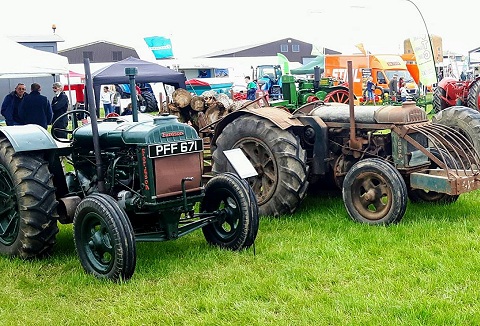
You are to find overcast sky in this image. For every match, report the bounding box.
[1,0,477,61]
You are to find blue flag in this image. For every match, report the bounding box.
[143,36,174,59]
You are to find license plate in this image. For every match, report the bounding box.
[148,139,203,158]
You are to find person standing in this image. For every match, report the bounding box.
[18,83,52,129]
[51,82,69,138]
[366,76,375,105]
[388,74,398,101]
[101,86,113,116]
[112,86,122,114]
[400,84,408,102]
[398,77,405,90]
[1,83,27,125]
[245,76,257,101]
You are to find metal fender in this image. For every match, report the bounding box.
[212,107,304,145]
[0,124,59,152]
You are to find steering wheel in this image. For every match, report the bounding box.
[51,109,90,143]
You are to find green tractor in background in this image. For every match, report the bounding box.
[253,61,350,111]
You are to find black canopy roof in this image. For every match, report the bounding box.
[92,56,186,107]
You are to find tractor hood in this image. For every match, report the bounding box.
[73,114,200,148]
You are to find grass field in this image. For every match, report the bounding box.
[2,188,480,325]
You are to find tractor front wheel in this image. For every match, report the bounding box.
[74,193,136,281]
[200,173,259,250]
[342,158,407,225]
[0,137,59,258]
[408,148,459,204]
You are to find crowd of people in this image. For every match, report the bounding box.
[364,74,410,105]
[1,82,134,134]
[1,82,69,135]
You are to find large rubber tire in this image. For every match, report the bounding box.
[212,115,309,217]
[432,106,480,154]
[342,158,407,225]
[408,148,459,204]
[467,79,480,111]
[220,172,259,248]
[73,193,136,281]
[200,174,259,250]
[432,86,448,113]
[0,137,59,258]
[141,91,159,112]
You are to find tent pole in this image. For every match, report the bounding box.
[66,72,73,110]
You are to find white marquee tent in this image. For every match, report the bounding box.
[0,35,69,78]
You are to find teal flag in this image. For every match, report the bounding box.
[144,36,174,59]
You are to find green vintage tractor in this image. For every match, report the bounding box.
[0,91,258,281]
[254,65,350,111]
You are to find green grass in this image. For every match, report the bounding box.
[2,189,480,325]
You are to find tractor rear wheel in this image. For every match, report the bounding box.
[201,173,259,250]
[74,193,136,281]
[212,115,309,217]
[0,137,58,258]
[432,106,480,155]
[342,158,407,225]
[432,86,449,113]
[467,79,480,111]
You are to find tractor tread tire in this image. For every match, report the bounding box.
[467,79,480,111]
[432,105,480,152]
[212,115,308,217]
[0,137,59,259]
[432,86,448,113]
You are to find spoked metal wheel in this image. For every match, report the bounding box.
[342,158,407,225]
[324,89,350,104]
[200,174,258,250]
[74,193,136,281]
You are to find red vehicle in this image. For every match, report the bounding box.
[433,77,480,113]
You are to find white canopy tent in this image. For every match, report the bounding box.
[0,34,69,78]
[0,35,74,116]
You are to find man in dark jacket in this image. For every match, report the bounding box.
[18,83,52,129]
[51,82,69,138]
[1,83,27,125]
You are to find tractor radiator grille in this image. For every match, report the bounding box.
[153,153,203,198]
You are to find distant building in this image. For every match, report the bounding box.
[9,34,64,54]
[197,37,340,65]
[59,40,139,64]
